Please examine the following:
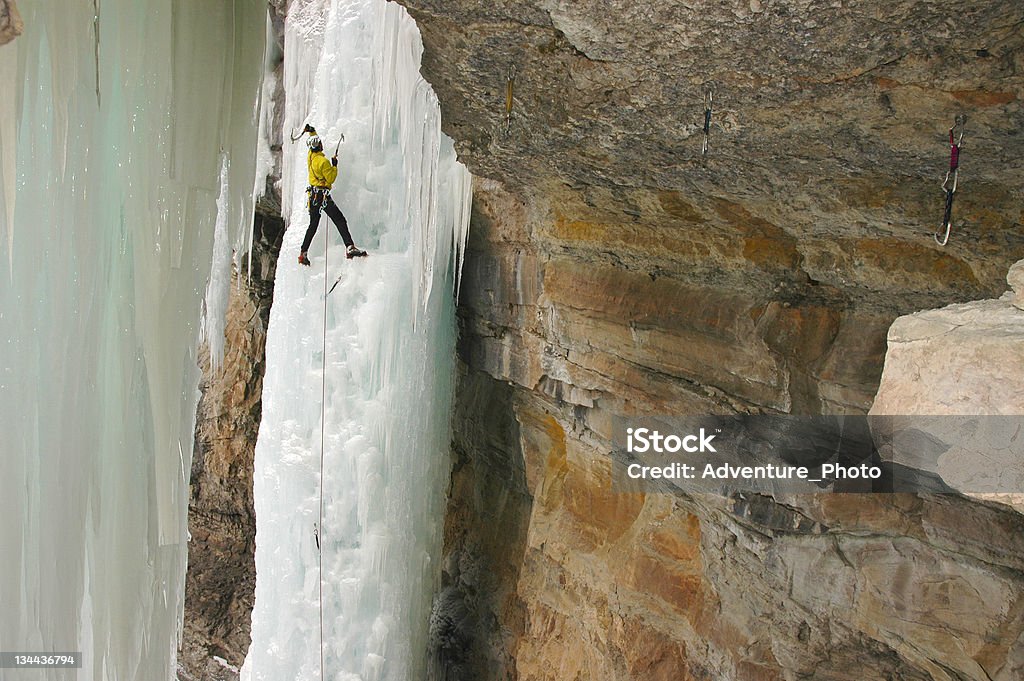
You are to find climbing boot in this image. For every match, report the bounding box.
[346,245,367,259]
[298,251,310,266]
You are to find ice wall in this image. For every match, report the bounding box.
[242,1,471,680]
[0,2,265,679]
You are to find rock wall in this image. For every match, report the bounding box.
[439,178,1024,681]
[400,0,1024,313]
[870,260,1024,513]
[394,1,1024,679]
[872,260,1024,416]
[0,0,23,45]
[178,208,284,681]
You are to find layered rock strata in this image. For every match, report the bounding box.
[439,179,1024,681]
[401,0,1024,315]
[399,1,1024,678]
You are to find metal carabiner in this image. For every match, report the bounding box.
[936,171,958,246]
[941,168,959,195]
[936,195,954,246]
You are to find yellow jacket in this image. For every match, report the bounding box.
[307,150,338,188]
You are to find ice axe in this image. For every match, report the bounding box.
[289,123,345,154]
[290,123,317,143]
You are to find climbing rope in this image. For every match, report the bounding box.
[317,225,329,681]
[935,114,966,246]
[504,64,517,135]
[702,85,714,156]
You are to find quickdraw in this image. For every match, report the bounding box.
[935,114,966,246]
[702,85,714,156]
[505,63,517,135]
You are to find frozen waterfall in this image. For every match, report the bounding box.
[242,1,471,681]
[0,1,265,679]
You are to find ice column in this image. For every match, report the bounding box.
[0,2,265,679]
[243,1,471,680]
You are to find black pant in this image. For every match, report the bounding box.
[302,192,354,253]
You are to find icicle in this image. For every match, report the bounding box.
[0,1,266,677]
[92,0,100,106]
[0,42,17,275]
[454,159,473,300]
[202,154,232,371]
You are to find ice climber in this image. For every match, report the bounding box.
[298,125,367,266]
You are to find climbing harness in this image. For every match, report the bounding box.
[702,85,714,156]
[307,186,332,222]
[504,64,517,135]
[935,114,966,246]
[308,185,332,209]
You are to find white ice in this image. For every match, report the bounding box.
[0,1,266,679]
[242,1,471,680]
